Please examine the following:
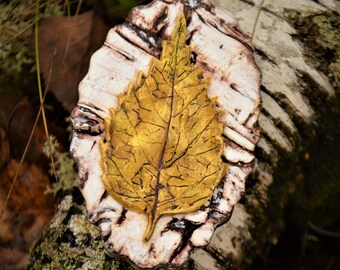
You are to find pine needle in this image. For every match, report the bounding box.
[35,0,58,182]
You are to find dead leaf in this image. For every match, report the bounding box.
[0,94,51,165]
[38,11,110,112]
[0,96,46,163]
[0,95,64,164]
[100,13,227,241]
[0,160,55,269]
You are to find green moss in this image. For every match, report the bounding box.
[43,136,77,194]
[28,192,194,269]
[284,10,340,90]
[28,194,134,270]
[329,58,340,88]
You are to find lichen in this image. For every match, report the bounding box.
[284,9,340,89]
[69,215,101,244]
[43,135,77,194]
[28,193,135,270]
[28,192,193,269]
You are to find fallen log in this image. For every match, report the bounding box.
[28,0,338,269]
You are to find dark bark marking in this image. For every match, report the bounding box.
[117,208,127,225]
[115,27,156,57]
[91,141,97,151]
[77,171,89,189]
[196,10,254,52]
[149,243,157,258]
[230,82,255,102]
[103,229,112,242]
[124,21,159,49]
[169,219,202,264]
[255,48,277,65]
[71,106,104,135]
[208,210,232,229]
[94,217,111,227]
[100,191,108,203]
[105,44,135,61]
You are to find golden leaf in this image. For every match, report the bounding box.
[100,12,227,242]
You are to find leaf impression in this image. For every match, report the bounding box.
[100,12,227,242]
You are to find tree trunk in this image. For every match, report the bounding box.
[28,0,339,269]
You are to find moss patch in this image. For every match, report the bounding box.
[28,193,134,270]
[28,191,193,269]
[284,10,340,89]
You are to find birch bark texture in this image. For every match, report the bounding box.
[70,0,261,268]
[195,0,337,269]
[28,0,338,269]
